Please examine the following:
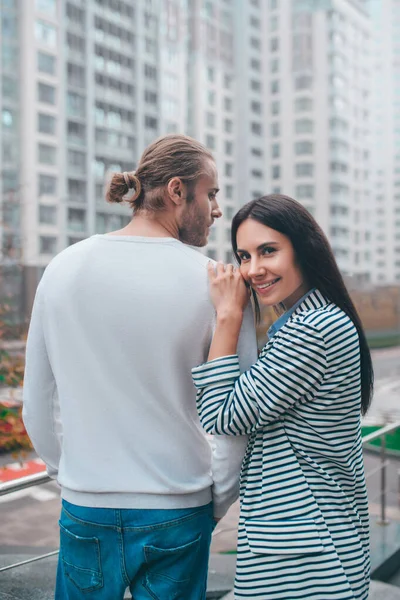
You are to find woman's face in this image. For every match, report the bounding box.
[236,218,308,309]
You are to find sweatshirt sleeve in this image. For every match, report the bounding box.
[210,304,257,518]
[193,320,327,437]
[22,284,62,479]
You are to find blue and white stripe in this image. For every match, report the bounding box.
[193,289,369,599]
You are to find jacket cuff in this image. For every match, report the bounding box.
[192,355,241,388]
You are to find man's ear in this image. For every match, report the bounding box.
[167,177,185,206]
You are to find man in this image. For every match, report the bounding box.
[23,134,257,599]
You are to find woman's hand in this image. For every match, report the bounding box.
[208,262,250,319]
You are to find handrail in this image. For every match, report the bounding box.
[0,471,52,497]
[0,421,398,575]
[362,421,400,526]
[362,421,400,445]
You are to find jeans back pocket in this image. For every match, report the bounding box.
[59,522,103,593]
[144,533,202,600]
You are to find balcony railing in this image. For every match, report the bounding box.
[0,422,399,575]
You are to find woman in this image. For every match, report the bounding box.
[192,195,373,600]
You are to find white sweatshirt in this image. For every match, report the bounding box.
[22,235,257,518]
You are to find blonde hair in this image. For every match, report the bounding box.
[106,134,214,211]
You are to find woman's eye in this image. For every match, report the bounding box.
[238,253,250,262]
[261,247,275,256]
[209,193,216,201]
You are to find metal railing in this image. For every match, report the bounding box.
[362,421,400,526]
[0,422,399,574]
[0,471,57,573]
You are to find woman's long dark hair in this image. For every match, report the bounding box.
[231,194,373,415]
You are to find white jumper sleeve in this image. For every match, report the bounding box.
[209,304,257,518]
[22,284,61,478]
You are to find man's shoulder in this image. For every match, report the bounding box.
[42,237,95,278]
[176,244,212,269]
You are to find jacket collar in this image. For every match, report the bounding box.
[268,288,329,338]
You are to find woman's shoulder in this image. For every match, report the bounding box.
[292,300,358,345]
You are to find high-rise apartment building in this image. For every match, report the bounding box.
[0,0,399,321]
[367,0,400,285]
[263,0,373,283]
[0,0,23,316]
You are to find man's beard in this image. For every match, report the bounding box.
[178,196,209,247]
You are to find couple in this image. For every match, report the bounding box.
[23,134,372,600]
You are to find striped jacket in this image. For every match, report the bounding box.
[193,289,370,599]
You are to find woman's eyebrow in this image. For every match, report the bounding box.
[236,242,279,253]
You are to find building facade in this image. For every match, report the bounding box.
[0,0,399,321]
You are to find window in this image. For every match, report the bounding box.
[270,58,279,73]
[38,113,56,135]
[270,16,278,31]
[296,184,314,199]
[38,51,56,74]
[206,134,215,149]
[251,79,261,92]
[251,122,262,135]
[251,58,261,71]
[295,97,313,112]
[38,82,56,104]
[39,174,57,196]
[252,169,263,179]
[67,121,86,143]
[38,143,56,165]
[224,119,233,133]
[67,92,85,118]
[2,171,18,192]
[272,165,280,179]
[145,90,157,104]
[271,80,279,94]
[145,115,158,129]
[36,0,56,13]
[40,236,57,254]
[2,109,15,129]
[295,75,312,90]
[224,97,232,111]
[295,119,313,134]
[68,179,86,202]
[251,101,261,114]
[224,74,232,89]
[144,64,157,80]
[225,206,234,219]
[251,147,263,157]
[271,101,280,115]
[270,38,279,52]
[250,37,261,50]
[296,163,314,177]
[225,163,233,177]
[225,141,233,155]
[39,204,57,224]
[271,143,280,158]
[68,208,86,232]
[208,90,215,105]
[68,149,86,173]
[207,249,217,260]
[206,111,215,127]
[67,63,85,88]
[295,141,313,155]
[207,67,215,82]
[225,184,233,199]
[35,20,57,47]
[271,122,280,137]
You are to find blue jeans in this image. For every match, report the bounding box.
[55,499,214,599]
